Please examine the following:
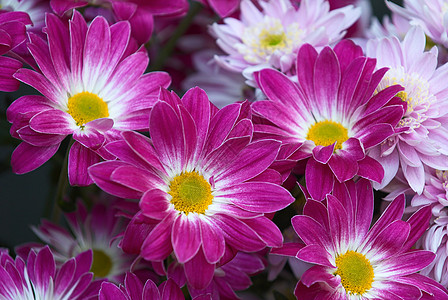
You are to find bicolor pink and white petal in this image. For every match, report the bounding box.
[252,40,405,200]
[89,87,294,290]
[288,179,448,299]
[7,11,171,185]
[367,26,448,194]
[210,0,360,80]
[0,246,100,300]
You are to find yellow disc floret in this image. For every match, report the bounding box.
[90,249,113,278]
[334,250,374,295]
[67,92,109,127]
[168,171,213,215]
[306,120,349,150]
[259,30,287,49]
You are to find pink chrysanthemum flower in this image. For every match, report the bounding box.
[278,179,448,299]
[89,87,294,289]
[387,0,448,48]
[99,273,210,300]
[17,199,137,282]
[366,26,448,194]
[252,40,405,200]
[0,11,31,91]
[0,246,100,300]
[6,11,171,186]
[210,0,360,81]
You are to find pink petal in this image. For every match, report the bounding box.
[305,158,334,201]
[183,248,215,290]
[68,141,100,186]
[11,142,59,174]
[140,189,170,220]
[200,221,225,264]
[141,213,176,261]
[172,214,201,263]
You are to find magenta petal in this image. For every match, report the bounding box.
[34,246,55,291]
[110,165,159,192]
[142,278,160,299]
[243,217,283,247]
[209,0,239,17]
[88,161,144,199]
[99,282,127,300]
[368,220,410,261]
[51,0,88,15]
[159,279,184,300]
[0,56,22,92]
[305,158,334,201]
[328,153,358,182]
[218,182,293,213]
[367,194,405,243]
[200,221,225,264]
[380,251,435,276]
[124,273,144,299]
[121,130,165,172]
[141,213,176,261]
[30,109,74,135]
[184,248,215,290]
[150,101,183,169]
[291,215,332,250]
[327,195,350,249]
[213,214,265,252]
[297,245,333,268]
[172,215,201,263]
[73,127,106,151]
[312,144,335,164]
[11,142,59,174]
[357,155,384,183]
[68,141,100,186]
[402,205,432,251]
[140,189,170,220]
[303,199,330,231]
[271,242,305,257]
[300,265,340,288]
[18,126,66,147]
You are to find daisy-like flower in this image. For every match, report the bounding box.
[283,179,448,299]
[6,11,171,186]
[210,0,360,81]
[252,40,405,200]
[89,87,294,289]
[17,199,136,282]
[366,26,448,194]
[386,0,448,48]
[0,246,100,300]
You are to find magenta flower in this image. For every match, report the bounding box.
[50,0,189,44]
[283,179,448,299]
[0,246,100,299]
[99,273,211,300]
[89,87,294,289]
[367,26,448,194]
[7,11,170,186]
[252,40,405,200]
[0,10,31,91]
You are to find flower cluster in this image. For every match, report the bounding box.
[2,0,448,299]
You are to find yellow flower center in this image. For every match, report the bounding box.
[168,171,213,215]
[67,92,109,127]
[259,30,286,49]
[306,120,349,150]
[334,250,374,295]
[90,249,113,278]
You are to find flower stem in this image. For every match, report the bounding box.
[51,137,74,222]
[149,2,203,71]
